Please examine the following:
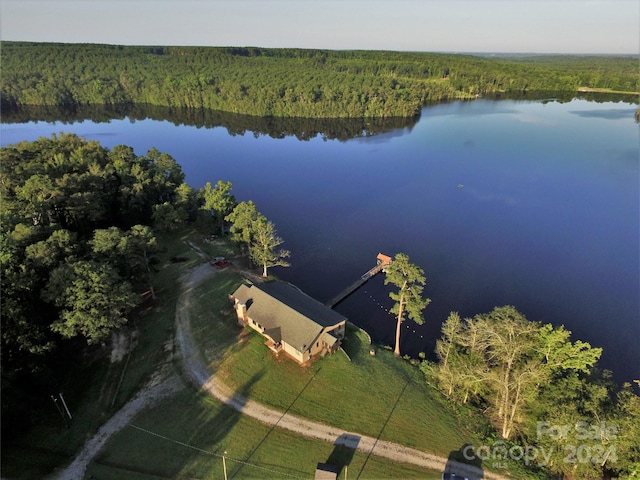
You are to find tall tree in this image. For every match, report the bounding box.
[0,135,191,446]
[5,43,637,118]
[152,201,187,231]
[91,227,127,263]
[473,308,542,439]
[25,229,79,268]
[14,174,58,226]
[145,147,185,198]
[90,225,158,298]
[384,253,430,356]
[225,200,260,265]
[426,306,602,440]
[424,311,487,404]
[42,260,140,344]
[125,225,158,299]
[250,215,290,277]
[434,311,461,370]
[174,182,200,222]
[201,180,237,236]
[524,370,619,480]
[614,381,640,479]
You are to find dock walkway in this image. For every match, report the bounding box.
[325,257,391,308]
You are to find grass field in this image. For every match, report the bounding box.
[83,234,484,479]
[86,387,445,479]
[187,269,481,457]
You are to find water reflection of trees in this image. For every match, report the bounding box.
[3,92,634,140]
[1,104,420,142]
[486,90,638,104]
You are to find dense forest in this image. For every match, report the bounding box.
[0,133,289,447]
[0,134,198,438]
[2,42,638,118]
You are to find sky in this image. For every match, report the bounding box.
[1,0,638,54]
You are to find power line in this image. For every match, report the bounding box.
[129,424,307,479]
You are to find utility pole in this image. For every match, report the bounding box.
[223,451,228,480]
[59,392,72,420]
[51,395,65,420]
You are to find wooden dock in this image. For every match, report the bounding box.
[325,254,392,308]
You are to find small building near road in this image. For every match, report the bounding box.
[230,281,347,364]
[314,463,339,480]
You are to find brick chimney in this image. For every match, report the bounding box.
[236,302,247,325]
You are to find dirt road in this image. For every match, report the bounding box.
[50,257,510,479]
[48,375,182,480]
[175,263,511,480]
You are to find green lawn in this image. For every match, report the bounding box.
[87,387,444,480]
[189,271,481,457]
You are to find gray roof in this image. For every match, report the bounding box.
[232,281,346,353]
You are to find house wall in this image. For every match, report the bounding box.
[283,342,307,363]
[322,321,346,343]
[309,338,324,357]
[308,320,346,357]
[327,321,346,339]
[245,315,266,335]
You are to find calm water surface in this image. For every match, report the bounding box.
[2,99,638,382]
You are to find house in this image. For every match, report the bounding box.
[230,281,347,364]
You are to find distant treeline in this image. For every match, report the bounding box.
[2,42,638,118]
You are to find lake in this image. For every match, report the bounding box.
[2,99,638,383]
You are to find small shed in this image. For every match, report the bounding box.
[315,463,338,480]
[377,253,392,266]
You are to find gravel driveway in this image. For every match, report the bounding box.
[174,263,509,480]
[48,375,182,480]
[50,257,510,480]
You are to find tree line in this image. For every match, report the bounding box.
[2,42,638,118]
[422,308,639,479]
[0,134,287,440]
[200,181,290,278]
